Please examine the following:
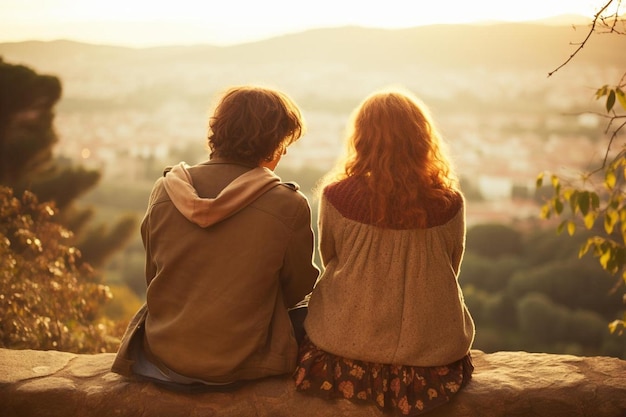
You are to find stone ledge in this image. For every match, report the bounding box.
[1,348,625,417]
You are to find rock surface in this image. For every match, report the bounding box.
[1,348,626,417]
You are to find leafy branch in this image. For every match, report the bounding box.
[538,0,626,335]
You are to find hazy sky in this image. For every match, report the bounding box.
[0,0,603,47]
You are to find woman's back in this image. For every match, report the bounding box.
[304,177,474,367]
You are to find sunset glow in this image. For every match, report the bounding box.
[0,0,603,47]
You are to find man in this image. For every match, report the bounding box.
[112,86,319,387]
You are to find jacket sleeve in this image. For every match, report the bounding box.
[280,195,320,308]
[140,179,162,287]
[111,303,148,375]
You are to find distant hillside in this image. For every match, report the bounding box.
[229,23,625,69]
[528,13,593,25]
[1,22,623,73]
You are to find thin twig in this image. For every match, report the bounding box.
[601,118,626,169]
[548,0,616,77]
[601,0,623,32]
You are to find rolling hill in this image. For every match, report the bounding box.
[1,22,623,74]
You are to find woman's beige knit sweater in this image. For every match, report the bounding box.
[304,177,475,367]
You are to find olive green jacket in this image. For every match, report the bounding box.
[112,159,319,383]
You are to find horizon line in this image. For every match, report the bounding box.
[0,14,595,49]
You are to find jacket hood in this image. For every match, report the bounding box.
[162,162,281,227]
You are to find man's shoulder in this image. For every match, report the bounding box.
[259,180,310,213]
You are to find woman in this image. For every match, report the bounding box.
[112,85,319,388]
[294,87,475,415]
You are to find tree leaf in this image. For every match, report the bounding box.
[606,171,617,189]
[551,174,559,189]
[606,89,616,112]
[584,211,595,229]
[536,172,544,188]
[616,87,626,111]
[554,197,564,214]
[567,221,576,236]
[595,84,608,99]
[608,319,625,336]
[605,210,618,234]
[578,191,590,215]
[600,249,611,269]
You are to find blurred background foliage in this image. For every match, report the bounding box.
[461,223,625,358]
[0,186,125,352]
[0,59,136,352]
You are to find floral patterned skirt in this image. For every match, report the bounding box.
[293,335,474,416]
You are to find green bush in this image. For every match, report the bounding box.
[0,186,121,353]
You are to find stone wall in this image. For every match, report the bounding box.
[1,348,625,417]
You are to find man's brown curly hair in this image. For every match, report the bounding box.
[207,86,305,166]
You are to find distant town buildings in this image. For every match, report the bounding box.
[33,47,620,227]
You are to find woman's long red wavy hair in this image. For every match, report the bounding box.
[324,88,459,228]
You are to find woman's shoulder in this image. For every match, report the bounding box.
[323,176,361,195]
[425,190,464,227]
[322,178,464,228]
[322,177,370,220]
